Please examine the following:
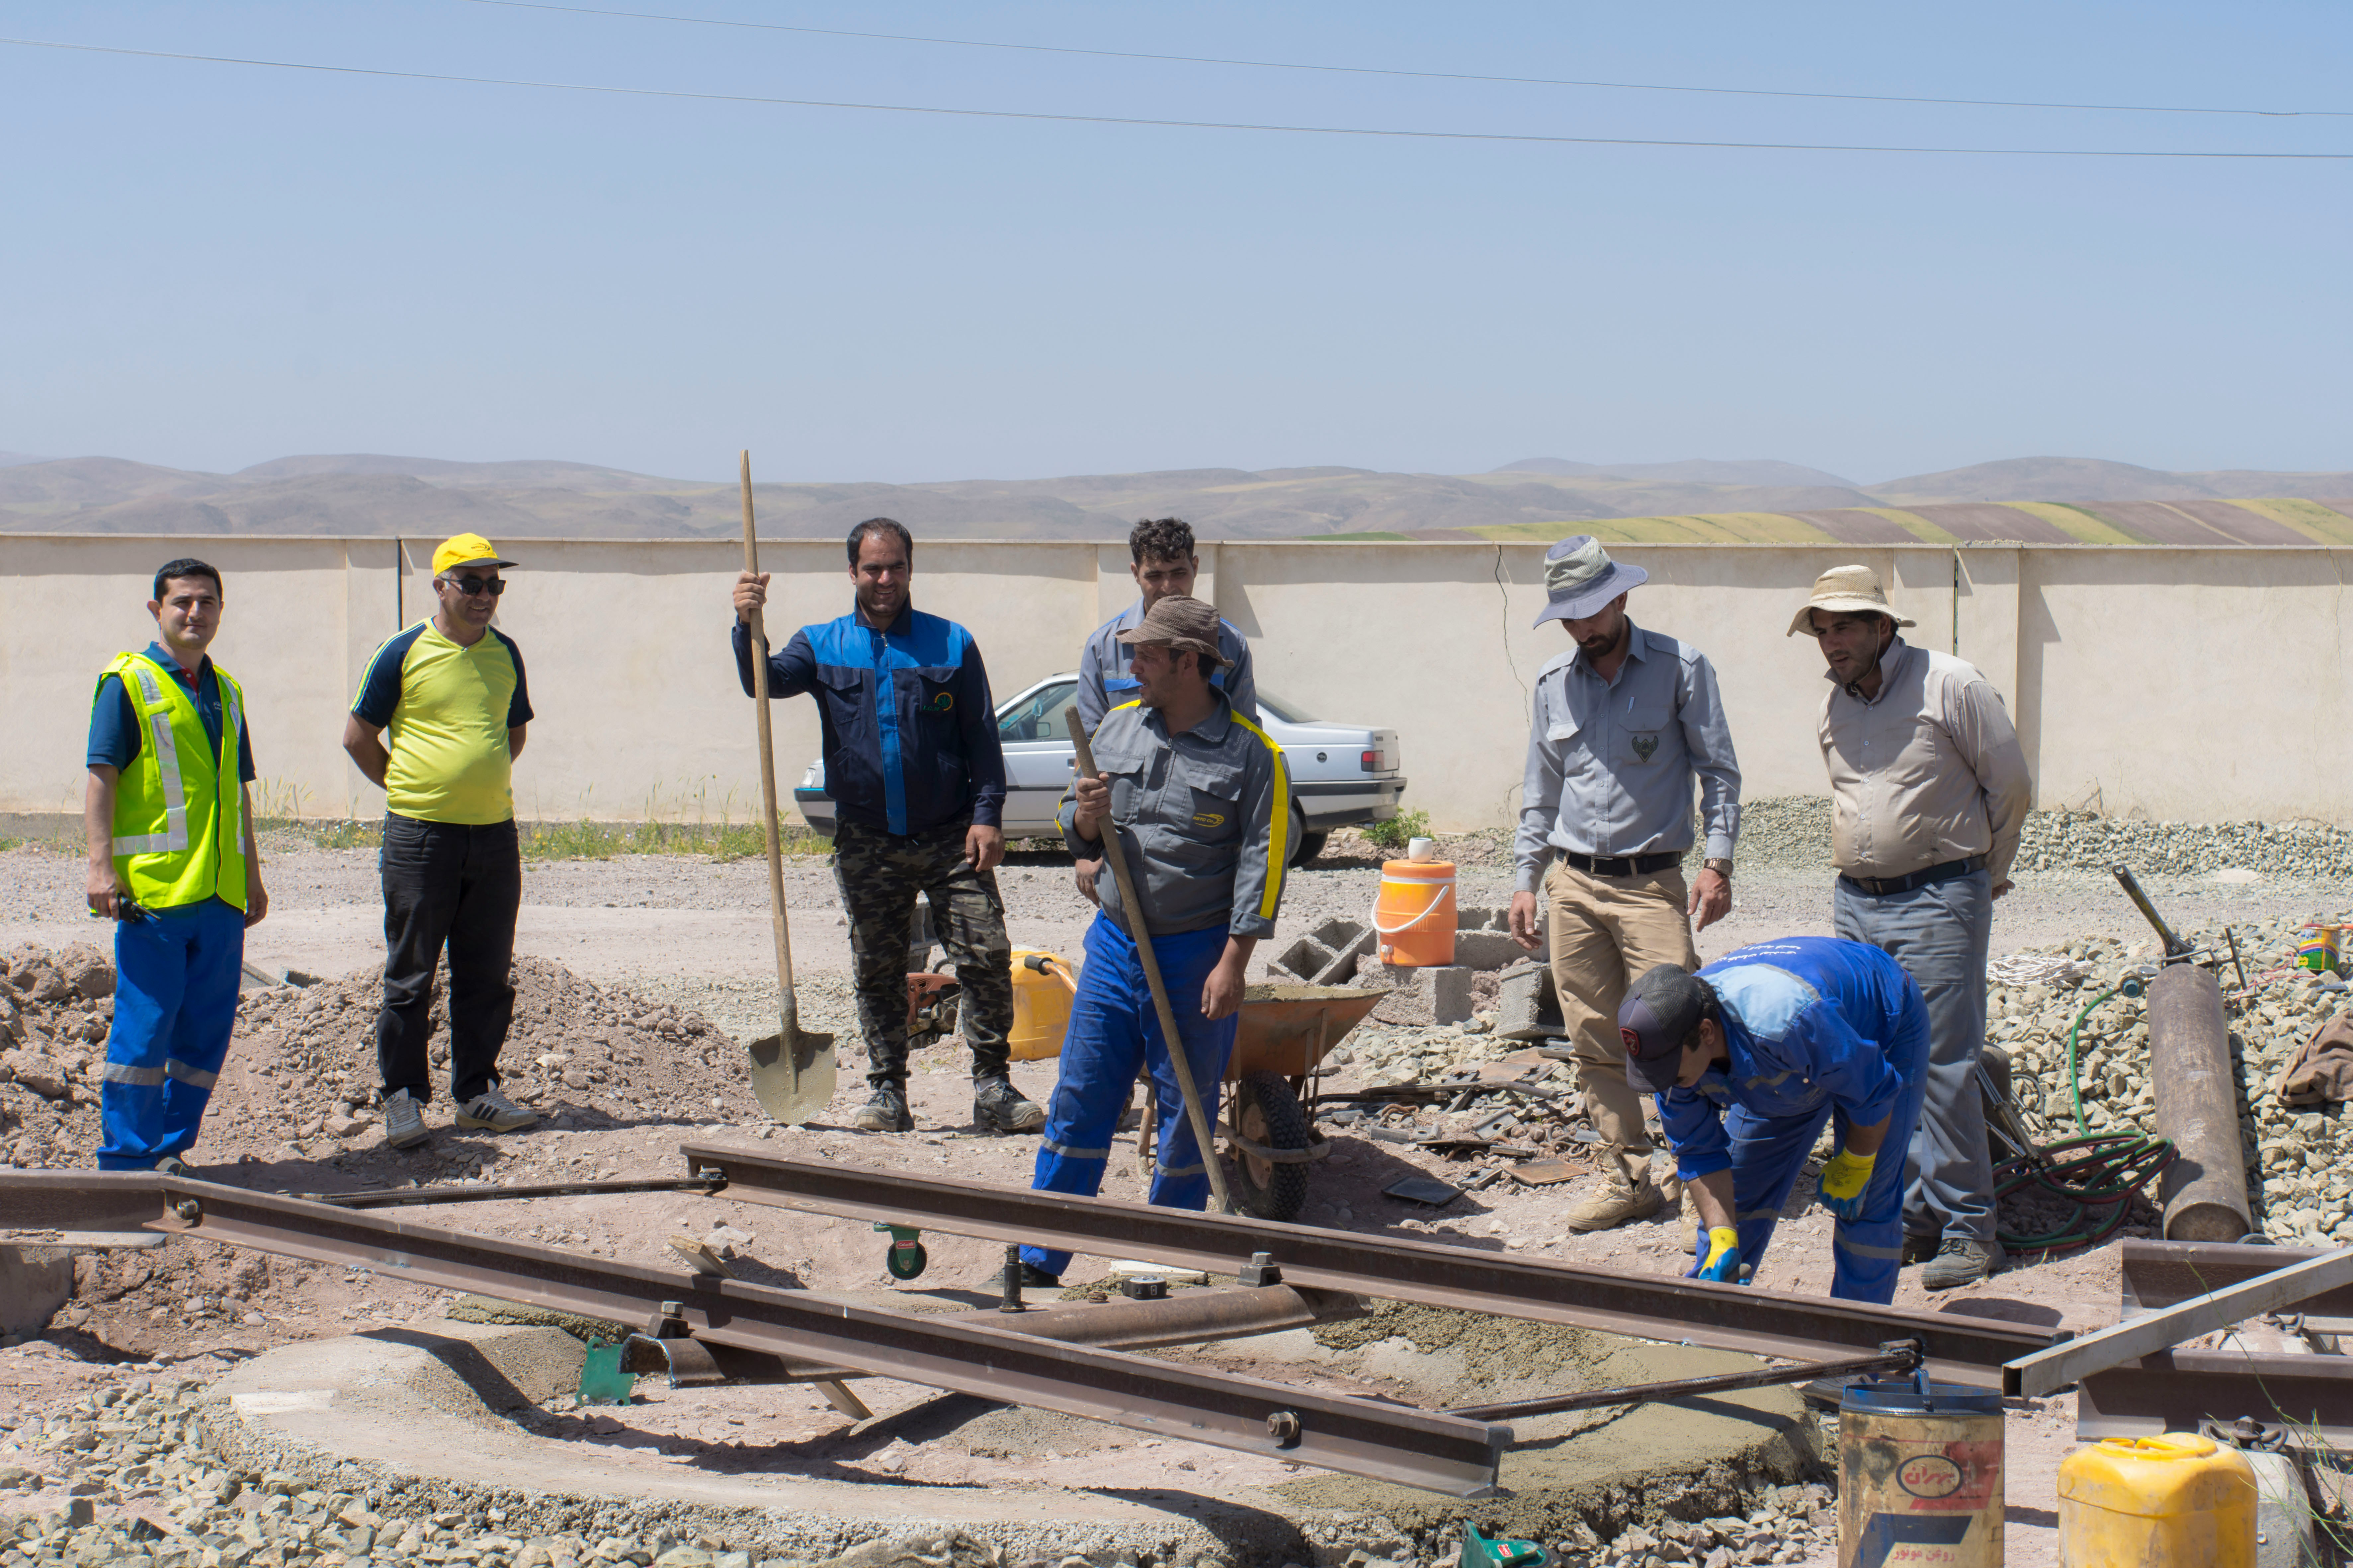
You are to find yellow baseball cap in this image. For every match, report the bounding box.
[432,533,516,577]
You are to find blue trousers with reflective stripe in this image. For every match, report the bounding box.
[99,899,245,1171]
[1717,988,1930,1304]
[1022,913,1236,1280]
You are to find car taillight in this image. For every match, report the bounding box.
[1361,749,1384,772]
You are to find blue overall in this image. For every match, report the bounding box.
[99,899,246,1170]
[1658,937,1930,1304]
[1021,913,1237,1280]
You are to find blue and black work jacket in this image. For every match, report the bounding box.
[733,601,1006,836]
[1657,937,1914,1183]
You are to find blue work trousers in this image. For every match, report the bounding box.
[1834,868,1997,1248]
[1022,914,1237,1280]
[1722,985,1931,1304]
[99,898,245,1170]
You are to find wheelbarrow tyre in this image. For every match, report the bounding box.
[1229,1070,1312,1223]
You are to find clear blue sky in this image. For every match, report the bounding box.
[3,2,2347,485]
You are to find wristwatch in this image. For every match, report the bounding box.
[1703,858,1734,878]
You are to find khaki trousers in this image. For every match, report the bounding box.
[1545,859,1700,1185]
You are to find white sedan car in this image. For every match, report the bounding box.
[794,672,1406,865]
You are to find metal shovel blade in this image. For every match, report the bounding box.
[747,1020,836,1124]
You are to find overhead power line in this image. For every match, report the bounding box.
[5,35,2349,159]
[466,0,2351,120]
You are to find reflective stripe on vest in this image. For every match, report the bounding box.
[112,660,192,856]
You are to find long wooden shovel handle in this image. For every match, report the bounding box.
[1066,710,1234,1214]
[740,453,801,1022]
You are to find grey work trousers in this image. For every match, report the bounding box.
[1832,867,1997,1247]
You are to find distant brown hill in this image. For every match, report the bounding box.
[1,450,2347,542]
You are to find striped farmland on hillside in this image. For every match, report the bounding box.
[1455,497,2353,548]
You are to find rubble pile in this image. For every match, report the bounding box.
[1725,796,2353,878]
[0,1381,782,1568]
[1986,912,2353,1249]
[230,957,759,1133]
[0,943,114,1168]
[0,942,760,1167]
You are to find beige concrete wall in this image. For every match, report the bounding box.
[6,534,2349,833]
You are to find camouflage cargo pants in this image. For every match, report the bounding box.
[833,816,1015,1088]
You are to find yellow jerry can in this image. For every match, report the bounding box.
[1008,949,1077,1061]
[2057,1432,2257,1568]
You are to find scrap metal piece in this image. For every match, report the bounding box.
[2148,962,2255,1242]
[2076,1351,2353,1448]
[2122,1239,2353,1332]
[2010,1247,2353,1397]
[680,1145,2056,1385]
[618,1331,725,1387]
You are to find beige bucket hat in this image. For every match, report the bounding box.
[1786,564,1917,637]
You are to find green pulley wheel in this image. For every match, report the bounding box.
[875,1222,928,1281]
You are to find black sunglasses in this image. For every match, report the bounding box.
[444,575,506,597]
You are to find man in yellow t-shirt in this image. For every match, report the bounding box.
[343,533,535,1150]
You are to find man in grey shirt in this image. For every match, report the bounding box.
[1509,536,1742,1233]
[1003,594,1289,1291]
[1793,564,2031,1291]
[1074,516,1256,735]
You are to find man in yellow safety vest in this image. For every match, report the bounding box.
[83,558,268,1172]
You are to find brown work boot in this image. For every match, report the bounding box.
[1564,1171,1665,1233]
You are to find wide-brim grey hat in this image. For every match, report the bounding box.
[1532,535,1647,627]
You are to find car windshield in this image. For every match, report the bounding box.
[997,680,1080,743]
[1253,690,1316,724]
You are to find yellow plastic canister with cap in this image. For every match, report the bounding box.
[2057,1432,2256,1568]
[1008,949,1076,1061]
[1374,860,1457,968]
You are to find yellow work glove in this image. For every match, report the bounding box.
[1818,1147,1876,1221]
[1696,1227,1741,1283]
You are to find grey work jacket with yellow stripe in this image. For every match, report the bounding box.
[1058,694,1290,940]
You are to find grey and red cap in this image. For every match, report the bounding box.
[1616,963,1715,1093]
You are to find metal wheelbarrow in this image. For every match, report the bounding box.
[1136,982,1387,1223]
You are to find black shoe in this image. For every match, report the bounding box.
[985,1260,1061,1293]
[1902,1232,1939,1266]
[973,1075,1046,1134]
[850,1084,914,1133]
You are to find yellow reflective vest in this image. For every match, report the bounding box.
[97,652,249,912]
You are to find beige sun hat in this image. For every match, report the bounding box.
[1786,564,1918,637]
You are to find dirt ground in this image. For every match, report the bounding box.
[2,832,2337,1564]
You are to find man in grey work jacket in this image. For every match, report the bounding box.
[1001,593,1289,1292]
[1792,564,2031,1290]
[733,517,1045,1137]
[1074,517,1256,734]
[1508,535,1743,1234]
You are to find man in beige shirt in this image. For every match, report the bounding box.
[1792,565,2031,1291]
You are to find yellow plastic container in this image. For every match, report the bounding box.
[1008,949,1075,1061]
[2057,1433,2256,1568]
[1374,860,1457,968]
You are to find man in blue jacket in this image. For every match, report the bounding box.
[732,518,1043,1136]
[1616,937,1929,1306]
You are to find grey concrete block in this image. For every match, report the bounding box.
[1452,930,1527,971]
[1495,961,1563,1041]
[1270,935,1336,984]
[1428,967,1475,1025]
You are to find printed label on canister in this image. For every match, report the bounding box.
[1897,1455,1966,1500]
